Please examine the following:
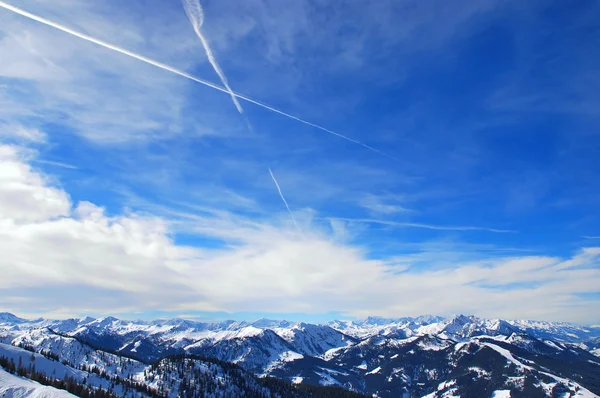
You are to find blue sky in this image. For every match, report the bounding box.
[0,0,599,324]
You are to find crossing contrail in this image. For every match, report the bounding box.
[182,0,245,116]
[268,168,303,235]
[0,1,394,159]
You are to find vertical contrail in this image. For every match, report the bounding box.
[0,1,394,159]
[182,0,244,116]
[268,168,303,235]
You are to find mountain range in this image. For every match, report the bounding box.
[1,312,599,397]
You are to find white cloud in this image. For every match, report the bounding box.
[0,124,46,143]
[358,193,411,215]
[0,143,598,324]
[0,145,69,222]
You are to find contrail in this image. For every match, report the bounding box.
[182,0,245,116]
[0,1,392,158]
[35,159,78,169]
[268,168,302,235]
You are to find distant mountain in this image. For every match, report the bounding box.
[0,312,30,325]
[1,312,599,397]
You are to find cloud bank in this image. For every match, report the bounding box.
[0,140,598,324]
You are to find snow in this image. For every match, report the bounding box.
[130,340,141,352]
[2,313,599,397]
[417,339,451,351]
[571,389,600,397]
[322,346,347,361]
[454,342,467,352]
[291,376,303,384]
[314,370,342,387]
[328,317,426,340]
[468,366,490,379]
[0,368,76,397]
[0,313,29,325]
[421,380,457,398]
[279,351,303,362]
[537,371,599,397]
[437,379,456,390]
[544,340,564,351]
[416,323,446,336]
[482,343,534,371]
[272,323,353,357]
[365,366,381,375]
[317,367,349,376]
[213,326,264,340]
[491,390,511,398]
[0,343,84,381]
[506,376,525,389]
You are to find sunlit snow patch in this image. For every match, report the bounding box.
[365,366,382,375]
[0,368,76,397]
[291,376,303,384]
[280,351,304,362]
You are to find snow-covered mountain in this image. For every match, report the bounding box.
[1,313,599,397]
[0,312,31,325]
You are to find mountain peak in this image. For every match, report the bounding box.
[251,318,292,328]
[0,312,28,324]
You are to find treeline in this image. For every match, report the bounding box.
[1,347,366,398]
[259,376,367,398]
[149,354,367,398]
[16,342,61,362]
[10,339,162,397]
[149,355,270,397]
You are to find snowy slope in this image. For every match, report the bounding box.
[9,329,147,379]
[0,368,76,397]
[185,327,302,373]
[273,322,356,357]
[0,343,84,381]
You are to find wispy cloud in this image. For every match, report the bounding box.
[0,0,391,158]
[358,193,412,215]
[0,125,46,143]
[324,217,515,233]
[34,159,78,170]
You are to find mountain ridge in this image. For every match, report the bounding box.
[1,312,599,397]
